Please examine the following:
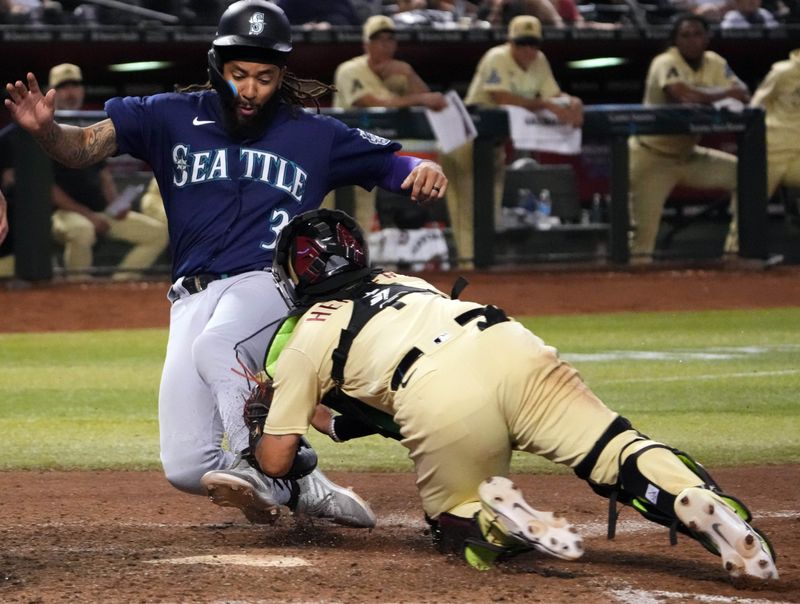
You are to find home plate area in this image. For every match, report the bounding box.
[1,468,797,603]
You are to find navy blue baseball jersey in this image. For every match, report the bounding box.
[105,91,402,280]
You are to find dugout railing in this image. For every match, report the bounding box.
[330,104,767,267]
[8,104,767,280]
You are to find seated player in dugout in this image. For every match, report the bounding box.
[331,15,450,254]
[628,14,750,263]
[441,15,584,267]
[238,208,778,581]
[47,63,169,280]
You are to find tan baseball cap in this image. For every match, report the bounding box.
[49,63,83,89]
[508,15,542,44]
[363,15,395,42]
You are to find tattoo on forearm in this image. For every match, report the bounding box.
[84,120,118,163]
[35,119,117,168]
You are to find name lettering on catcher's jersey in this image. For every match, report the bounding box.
[305,302,344,322]
[171,144,309,202]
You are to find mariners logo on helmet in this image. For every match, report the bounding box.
[249,12,265,35]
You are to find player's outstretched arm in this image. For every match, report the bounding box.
[5,72,117,168]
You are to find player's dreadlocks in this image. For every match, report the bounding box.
[280,72,336,112]
[176,72,335,113]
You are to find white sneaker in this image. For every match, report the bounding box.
[674,487,778,580]
[291,469,376,529]
[200,457,284,525]
[478,476,583,561]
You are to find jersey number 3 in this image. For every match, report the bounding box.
[260,208,291,251]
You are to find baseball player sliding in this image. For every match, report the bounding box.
[241,208,777,581]
[4,1,446,526]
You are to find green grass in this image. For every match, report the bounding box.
[1,308,798,471]
[0,329,165,470]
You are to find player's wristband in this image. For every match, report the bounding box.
[329,416,342,443]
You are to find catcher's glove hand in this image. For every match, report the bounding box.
[242,378,318,479]
[243,378,274,452]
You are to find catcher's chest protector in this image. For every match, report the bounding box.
[330,282,441,388]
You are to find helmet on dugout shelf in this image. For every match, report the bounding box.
[273,209,373,308]
[207,0,292,104]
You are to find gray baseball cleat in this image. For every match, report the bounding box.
[674,486,778,580]
[290,468,376,528]
[477,476,583,561]
[200,456,283,525]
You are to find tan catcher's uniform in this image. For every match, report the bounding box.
[629,47,744,259]
[265,272,702,521]
[751,49,800,199]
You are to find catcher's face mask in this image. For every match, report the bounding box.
[274,209,370,307]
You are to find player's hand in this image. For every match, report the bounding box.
[727,86,750,104]
[421,92,448,112]
[4,73,56,136]
[401,159,447,206]
[566,96,585,127]
[0,189,8,246]
[88,213,111,235]
[547,97,583,127]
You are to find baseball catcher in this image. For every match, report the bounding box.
[245,208,778,581]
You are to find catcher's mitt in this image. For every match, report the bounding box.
[242,378,318,479]
[243,378,274,452]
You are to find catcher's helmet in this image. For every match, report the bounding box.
[273,209,372,307]
[207,0,292,104]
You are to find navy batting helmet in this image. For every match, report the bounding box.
[273,209,372,307]
[207,1,292,103]
[213,0,292,55]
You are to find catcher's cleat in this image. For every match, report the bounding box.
[463,538,519,571]
[478,476,583,561]
[200,458,283,525]
[290,468,376,529]
[674,487,778,580]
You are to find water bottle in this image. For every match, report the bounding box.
[591,193,603,223]
[518,188,536,212]
[500,188,530,229]
[537,189,552,218]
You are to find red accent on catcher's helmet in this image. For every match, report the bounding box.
[273,209,371,307]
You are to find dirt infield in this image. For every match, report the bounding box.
[2,266,800,332]
[1,267,799,603]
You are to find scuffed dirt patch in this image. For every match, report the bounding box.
[0,468,797,603]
